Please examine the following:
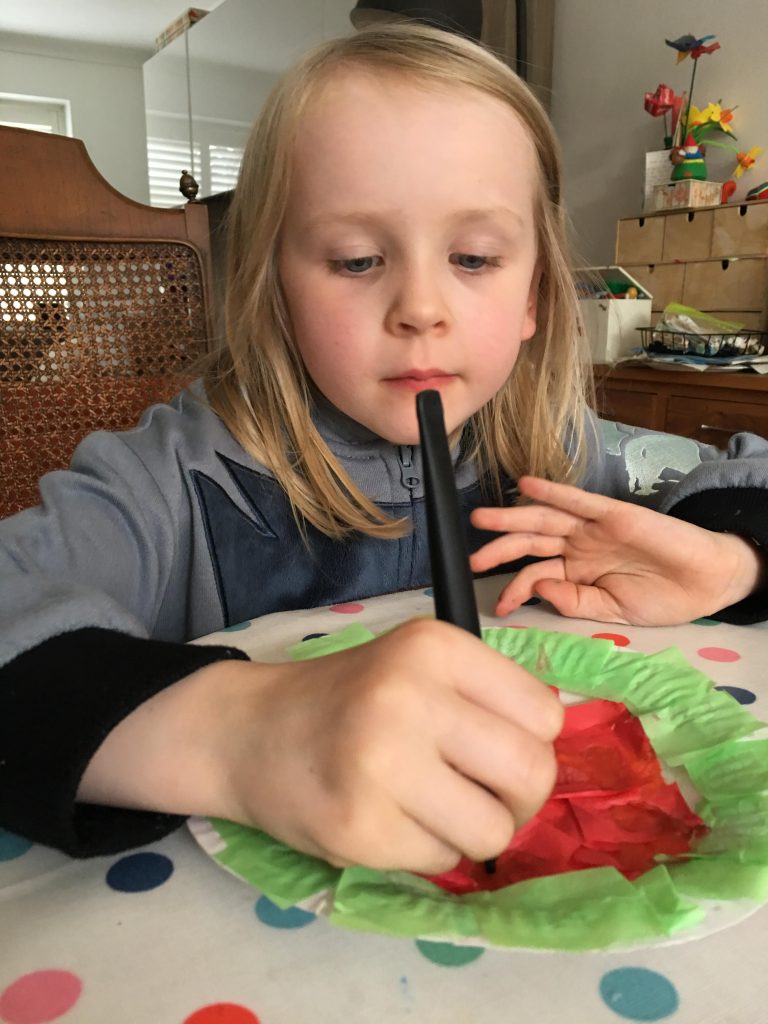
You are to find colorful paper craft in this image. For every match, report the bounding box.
[189,625,768,952]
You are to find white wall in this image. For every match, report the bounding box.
[143,50,279,200]
[0,33,150,203]
[142,0,356,201]
[551,0,768,265]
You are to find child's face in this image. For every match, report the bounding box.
[279,70,540,444]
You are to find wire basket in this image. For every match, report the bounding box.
[637,327,768,359]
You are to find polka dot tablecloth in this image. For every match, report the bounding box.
[3,574,768,1024]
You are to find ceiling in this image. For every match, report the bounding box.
[1,0,358,69]
[2,0,227,52]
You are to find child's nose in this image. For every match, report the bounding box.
[385,267,451,337]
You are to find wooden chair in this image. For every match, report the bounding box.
[0,125,214,518]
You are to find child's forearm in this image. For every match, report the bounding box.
[76,659,271,821]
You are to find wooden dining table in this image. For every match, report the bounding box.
[2,573,767,1024]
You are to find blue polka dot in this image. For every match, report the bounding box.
[106,851,174,892]
[255,895,316,929]
[415,940,485,966]
[715,685,756,705]
[0,829,33,862]
[222,620,252,631]
[423,588,434,597]
[302,632,328,641]
[599,968,679,1021]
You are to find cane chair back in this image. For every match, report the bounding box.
[0,126,214,517]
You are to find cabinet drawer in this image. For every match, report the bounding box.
[597,386,664,431]
[622,263,685,311]
[661,209,714,262]
[682,257,768,310]
[665,395,768,443]
[616,216,665,264]
[712,202,768,257]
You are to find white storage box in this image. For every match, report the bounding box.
[575,266,653,363]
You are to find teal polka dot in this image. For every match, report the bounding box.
[255,896,316,928]
[222,620,252,631]
[423,588,434,597]
[599,967,679,1021]
[0,829,33,862]
[692,616,719,626]
[415,940,484,967]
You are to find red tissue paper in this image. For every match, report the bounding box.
[427,698,709,895]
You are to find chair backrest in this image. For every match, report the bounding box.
[0,125,214,518]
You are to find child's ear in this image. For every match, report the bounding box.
[521,265,541,342]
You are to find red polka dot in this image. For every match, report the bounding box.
[183,1005,260,1024]
[591,632,631,647]
[0,970,82,1024]
[504,624,529,629]
[697,646,741,663]
[329,602,365,614]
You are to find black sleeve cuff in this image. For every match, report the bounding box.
[0,628,249,858]
[667,486,768,625]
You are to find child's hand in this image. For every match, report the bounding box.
[221,619,563,874]
[470,475,767,626]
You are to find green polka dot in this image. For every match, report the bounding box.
[692,616,719,626]
[415,940,485,966]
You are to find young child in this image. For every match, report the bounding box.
[1,24,767,872]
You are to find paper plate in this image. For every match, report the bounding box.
[189,625,768,952]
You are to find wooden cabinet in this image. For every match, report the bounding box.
[594,364,768,443]
[615,200,768,329]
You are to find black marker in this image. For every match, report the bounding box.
[416,389,496,874]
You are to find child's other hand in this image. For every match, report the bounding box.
[470,475,767,626]
[223,619,562,874]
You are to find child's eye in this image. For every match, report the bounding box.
[329,256,383,275]
[449,253,501,271]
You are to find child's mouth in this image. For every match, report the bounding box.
[383,370,457,392]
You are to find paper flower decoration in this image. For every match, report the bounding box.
[644,84,685,147]
[663,32,720,148]
[645,32,762,189]
[688,101,736,138]
[735,147,764,178]
[190,624,768,953]
[644,83,675,117]
[665,33,721,62]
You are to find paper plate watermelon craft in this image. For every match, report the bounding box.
[190,624,768,952]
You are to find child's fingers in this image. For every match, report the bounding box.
[516,475,618,520]
[469,532,565,573]
[317,806,463,874]
[436,701,559,828]
[402,762,517,864]
[496,561,626,623]
[470,504,581,537]
[432,624,563,741]
[533,578,627,623]
[494,558,567,615]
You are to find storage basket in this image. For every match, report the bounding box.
[637,326,768,359]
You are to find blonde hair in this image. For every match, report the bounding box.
[204,22,593,539]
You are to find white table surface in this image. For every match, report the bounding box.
[2,574,767,1024]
